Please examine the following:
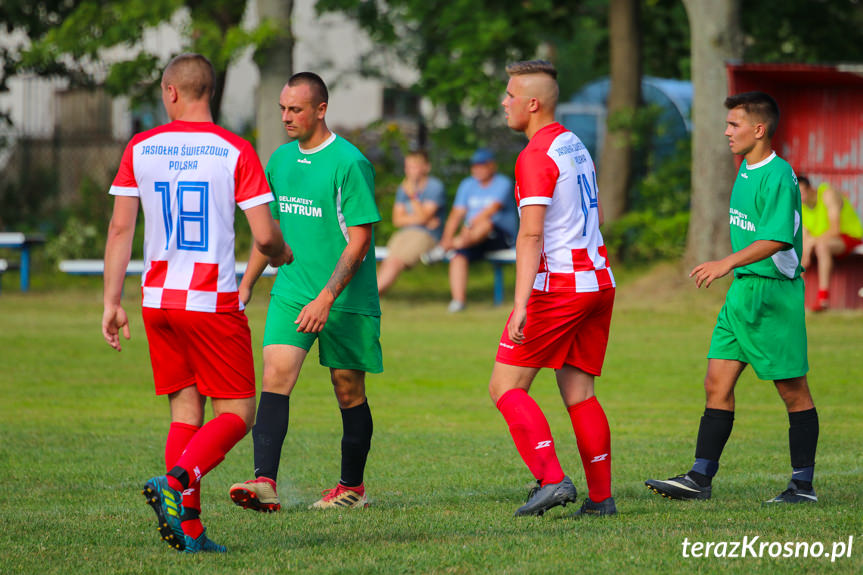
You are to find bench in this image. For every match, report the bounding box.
[374,246,516,306]
[58,260,280,277]
[0,232,46,292]
[60,247,519,306]
[803,243,863,310]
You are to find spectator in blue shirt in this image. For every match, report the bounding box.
[439,148,517,312]
[378,150,447,295]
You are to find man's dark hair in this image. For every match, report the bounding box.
[288,72,329,105]
[724,91,780,138]
[797,174,810,187]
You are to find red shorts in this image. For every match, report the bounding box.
[839,234,862,257]
[496,288,615,374]
[142,307,256,398]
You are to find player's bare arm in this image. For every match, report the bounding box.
[457,201,502,247]
[102,195,139,351]
[392,199,438,228]
[295,223,373,333]
[439,207,467,250]
[823,186,844,237]
[690,239,788,288]
[245,203,293,267]
[241,204,293,304]
[509,204,546,344]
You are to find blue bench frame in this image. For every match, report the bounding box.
[0,232,46,292]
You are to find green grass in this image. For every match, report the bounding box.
[1,264,861,574]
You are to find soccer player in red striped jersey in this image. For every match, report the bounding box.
[102,53,292,552]
[491,60,617,517]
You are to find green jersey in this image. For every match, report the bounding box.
[267,134,381,315]
[729,152,802,280]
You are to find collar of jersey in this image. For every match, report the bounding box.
[746,151,777,171]
[299,132,337,155]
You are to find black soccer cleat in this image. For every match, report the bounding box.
[645,473,711,500]
[514,476,577,516]
[573,496,617,517]
[763,481,817,504]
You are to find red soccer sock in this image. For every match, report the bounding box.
[172,412,248,488]
[496,389,565,486]
[568,396,612,502]
[165,421,202,519]
[817,288,829,302]
[181,514,204,540]
[165,422,200,471]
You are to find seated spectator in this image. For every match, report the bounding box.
[378,150,447,295]
[438,148,517,312]
[799,175,863,311]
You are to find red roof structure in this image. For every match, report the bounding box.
[727,62,863,216]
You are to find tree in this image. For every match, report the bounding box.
[5,0,279,123]
[681,0,742,266]
[597,0,642,222]
[254,0,294,160]
[315,0,585,136]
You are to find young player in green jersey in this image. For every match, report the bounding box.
[646,92,819,504]
[229,72,382,511]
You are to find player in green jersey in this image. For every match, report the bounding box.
[646,92,819,504]
[229,72,382,511]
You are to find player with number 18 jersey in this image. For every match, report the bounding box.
[110,121,274,313]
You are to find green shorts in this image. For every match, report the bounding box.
[708,275,808,380]
[263,294,383,374]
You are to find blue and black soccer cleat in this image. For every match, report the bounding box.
[142,476,186,551]
[184,528,227,553]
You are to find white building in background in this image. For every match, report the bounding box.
[0,0,419,142]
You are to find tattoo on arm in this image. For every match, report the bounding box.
[325,253,362,300]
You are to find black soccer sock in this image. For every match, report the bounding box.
[339,400,373,487]
[789,407,818,486]
[690,408,735,484]
[252,392,291,481]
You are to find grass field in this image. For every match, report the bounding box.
[1,263,861,574]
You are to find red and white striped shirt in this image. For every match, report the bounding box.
[515,122,614,293]
[109,121,273,312]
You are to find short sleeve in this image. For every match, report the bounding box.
[235,141,275,211]
[340,158,381,227]
[755,170,797,246]
[515,148,558,207]
[109,140,139,197]
[453,179,471,208]
[394,185,408,205]
[266,170,280,221]
[492,175,513,204]
[424,178,446,207]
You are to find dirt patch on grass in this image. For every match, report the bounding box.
[616,262,730,311]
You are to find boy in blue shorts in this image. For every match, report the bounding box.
[645,92,818,504]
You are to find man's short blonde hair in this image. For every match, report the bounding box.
[163,53,215,101]
[505,60,558,79]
